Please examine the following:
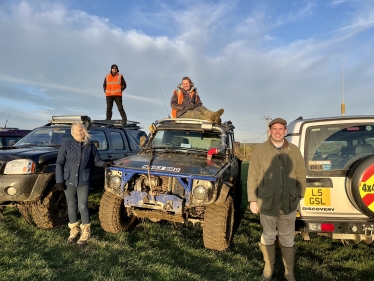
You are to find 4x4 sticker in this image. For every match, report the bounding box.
[142,165,181,172]
[359,164,374,210]
[308,160,331,171]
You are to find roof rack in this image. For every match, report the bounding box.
[92,120,141,129]
[50,116,91,126]
[155,118,212,125]
[154,118,235,130]
[47,116,142,130]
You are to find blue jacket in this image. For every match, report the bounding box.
[56,139,105,187]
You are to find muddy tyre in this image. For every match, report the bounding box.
[99,191,137,233]
[31,189,68,229]
[18,202,34,224]
[203,195,234,251]
[234,179,243,214]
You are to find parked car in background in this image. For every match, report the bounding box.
[0,127,31,147]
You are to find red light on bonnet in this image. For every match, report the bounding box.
[321,223,334,232]
[347,127,359,131]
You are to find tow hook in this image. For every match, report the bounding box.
[363,225,374,237]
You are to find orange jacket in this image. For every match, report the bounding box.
[104,73,124,97]
[171,90,184,118]
[170,88,202,118]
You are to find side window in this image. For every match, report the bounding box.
[89,130,108,150]
[110,131,126,150]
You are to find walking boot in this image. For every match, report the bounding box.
[280,246,296,281]
[77,223,91,245]
[67,222,80,243]
[259,243,275,280]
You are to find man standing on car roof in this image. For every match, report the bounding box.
[103,64,127,122]
[247,118,306,281]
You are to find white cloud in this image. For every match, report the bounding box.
[0,0,374,142]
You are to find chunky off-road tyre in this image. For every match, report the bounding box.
[346,155,374,218]
[203,195,234,251]
[18,202,34,224]
[99,190,137,233]
[31,189,68,229]
[234,179,243,215]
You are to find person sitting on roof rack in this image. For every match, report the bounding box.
[170,77,224,123]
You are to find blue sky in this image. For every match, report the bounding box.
[1,0,374,142]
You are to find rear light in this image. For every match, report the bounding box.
[308,222,335,232]
[321,223,335,232]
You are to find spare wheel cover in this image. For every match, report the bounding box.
[347,156,374,218]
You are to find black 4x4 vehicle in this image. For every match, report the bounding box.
[99,118,242,251]
[0,116,145,229]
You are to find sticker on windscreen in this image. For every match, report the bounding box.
[308,160,331,171]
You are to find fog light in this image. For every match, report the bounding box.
[6,187,17,196]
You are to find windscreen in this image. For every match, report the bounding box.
[14,127,72,146]
[150,130,222,151]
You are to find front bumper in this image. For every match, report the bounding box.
[0,173,54,202]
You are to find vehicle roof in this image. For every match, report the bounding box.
[287,115,374,135]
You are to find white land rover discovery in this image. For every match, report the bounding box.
[287,115,374,244]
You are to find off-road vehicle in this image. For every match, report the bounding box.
[287,115,374,244]
[0,116,145,229]
[99,118,242,251]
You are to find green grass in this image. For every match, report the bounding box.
[1,162,374,281]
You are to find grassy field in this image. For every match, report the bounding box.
[1,162,374,281]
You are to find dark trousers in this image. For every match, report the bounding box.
[106,96,127,121]
[64,185,90,224]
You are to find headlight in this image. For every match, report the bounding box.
[192,180,214,203]
[4,159,36,174]
[193,186,208,201]
[109,176,121,189]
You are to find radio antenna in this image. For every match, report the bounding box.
[4,109,11,128]
[160,88,170,118]
[341,54,346,116]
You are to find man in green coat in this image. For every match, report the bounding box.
[247,118,306,281]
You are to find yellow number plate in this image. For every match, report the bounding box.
[304,188,331,206]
